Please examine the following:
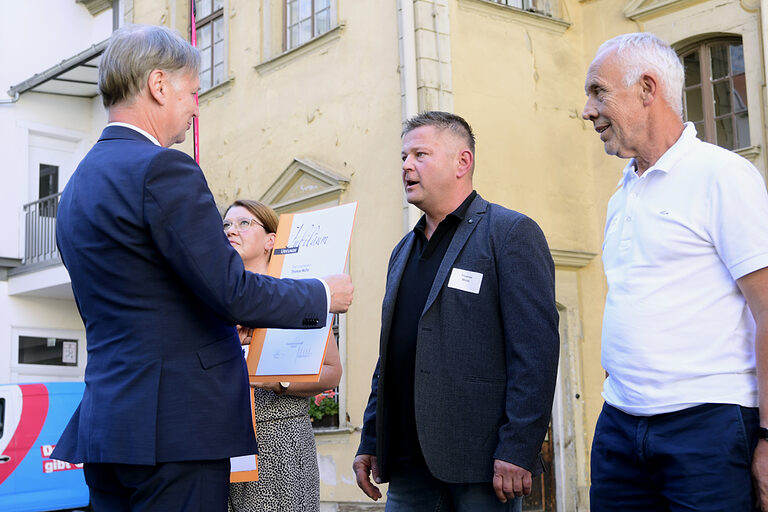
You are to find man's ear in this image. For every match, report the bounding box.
[640,72,658,107]
[456,148,474,179]
[147,69,168,105]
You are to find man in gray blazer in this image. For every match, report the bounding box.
[353,111,559,511]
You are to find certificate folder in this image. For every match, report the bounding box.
[245,202,357,383]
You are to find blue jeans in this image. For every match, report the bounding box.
[385,464,523,512]
[590,402,759,512]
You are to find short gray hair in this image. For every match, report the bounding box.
[99,24,200,108]
[597,32,684,118]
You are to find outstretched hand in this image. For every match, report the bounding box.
[324,274,354,313]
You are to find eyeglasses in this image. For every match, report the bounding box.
[223,217,264,234]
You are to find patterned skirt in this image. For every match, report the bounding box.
[228,397,320,512]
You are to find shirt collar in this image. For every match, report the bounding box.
[414,190,477,234]
[620,122,697,186]
[106,122,162,147]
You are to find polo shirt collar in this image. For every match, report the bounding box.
[620,122,697,186]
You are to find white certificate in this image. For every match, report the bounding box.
[246,202,357,381]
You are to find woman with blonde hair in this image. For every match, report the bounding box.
[224,199,341,512]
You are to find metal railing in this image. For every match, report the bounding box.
[23,193,61,265]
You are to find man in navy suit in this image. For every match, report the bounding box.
[52,24,353,511]
[353,112,559,511]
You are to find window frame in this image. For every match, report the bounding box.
[308,313,346,430]
[11,327,86,380]
[260,160,350,432]
[485,0,558,18]
[680,37,751,150]
[282,0,337,52]
[194,0,227,93]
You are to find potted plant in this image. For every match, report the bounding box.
[309,389,339,428]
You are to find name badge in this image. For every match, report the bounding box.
[447,268,483,294]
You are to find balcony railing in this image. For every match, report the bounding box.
[23,193,61,265]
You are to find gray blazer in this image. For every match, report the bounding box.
[358,193,560,483]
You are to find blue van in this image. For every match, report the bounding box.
[0,382,89,512]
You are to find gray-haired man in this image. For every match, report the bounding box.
[583,32,768,510]
[52,24,352,511]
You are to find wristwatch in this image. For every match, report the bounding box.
[759,427,768,441]
[278,381,291,394]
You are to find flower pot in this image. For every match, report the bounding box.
[312,414,339,429]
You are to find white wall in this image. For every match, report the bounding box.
[0,2,112,260]
[0,281,85,383]
[0,2,112,96]
[0,2,112,383]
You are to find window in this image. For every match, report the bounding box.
[284,0,334,50]
[19,336,78,367]
[681,39,750,150]
[260,159,350,430]
[487,0,557,17]
[195,0,225,92]
[12,328,86,381]
[38,164,59,217]
[309,315,341,429]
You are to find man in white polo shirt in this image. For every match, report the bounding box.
[583,32,768,510]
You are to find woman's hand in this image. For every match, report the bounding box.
[251,381,284,394]
[237,325,254,345]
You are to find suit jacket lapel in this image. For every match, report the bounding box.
[380,232,416,348]
[422,194,488,316]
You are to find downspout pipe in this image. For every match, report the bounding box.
[398,0,422,232]
[399,0,418,120]
[0,92,20,104]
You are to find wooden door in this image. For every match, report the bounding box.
[522,423,555,511]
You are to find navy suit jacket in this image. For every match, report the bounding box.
[52,126,327,465]
[358,194,559,483]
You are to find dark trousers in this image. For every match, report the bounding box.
[385,464,522,512]
[590,402,759,512]
[83,459,230,512]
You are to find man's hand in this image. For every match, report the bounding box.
[324,274,354,313]
[353,454,382,501]
[492,459,531,503]
[753,440,768,510]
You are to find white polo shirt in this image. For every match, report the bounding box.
[601,123,768,416]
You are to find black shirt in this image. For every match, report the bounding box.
[385,190,477,469]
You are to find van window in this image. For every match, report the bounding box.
[18,336,78,366]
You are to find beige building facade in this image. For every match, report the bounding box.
[124,1,768,510]
[4,0,768,510]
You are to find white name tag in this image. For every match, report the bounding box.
[447,268,483,294]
